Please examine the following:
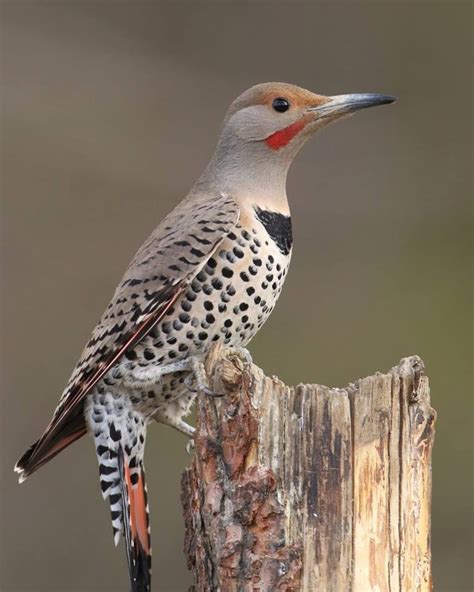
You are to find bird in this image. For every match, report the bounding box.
[15,82,395,591]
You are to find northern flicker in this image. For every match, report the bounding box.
[15,82,395,591]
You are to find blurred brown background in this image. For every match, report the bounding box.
[1,2,472,591]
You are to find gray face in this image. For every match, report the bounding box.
[197,83,395,199]
[227,103,308,142]
[216,83,396,167]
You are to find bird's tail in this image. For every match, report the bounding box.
[88,392,151,592]
[118,447,152,592]
[95,442,152,592]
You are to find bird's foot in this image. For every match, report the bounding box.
[155,414,196,439]
[155,414,196,454]
[184,349,251,397]
[221,346,253,367]
[181,356,224,397]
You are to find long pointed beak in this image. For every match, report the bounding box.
[311,93,397,118]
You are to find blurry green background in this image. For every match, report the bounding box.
[1,2,472,591]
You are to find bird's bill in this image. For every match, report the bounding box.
[310,93,397,118]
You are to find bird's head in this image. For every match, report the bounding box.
[199,82,396,196]
[223,82,396,155]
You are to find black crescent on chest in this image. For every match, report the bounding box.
[254,207,293,256]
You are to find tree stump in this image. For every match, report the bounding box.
[181,344,436,592]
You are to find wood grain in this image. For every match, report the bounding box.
[181,345,435,591]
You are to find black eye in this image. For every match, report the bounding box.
[272,97,290,113]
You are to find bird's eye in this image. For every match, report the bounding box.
[272,98,290,113]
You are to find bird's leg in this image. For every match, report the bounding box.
[154,404,196,454]
[122,359,192,390]
[155,413,196,438]
[159,416,195,455]
[125,355,226,396]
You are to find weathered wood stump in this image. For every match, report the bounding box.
[181,345,436,591]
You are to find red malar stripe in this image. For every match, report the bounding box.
[265,118,308,150]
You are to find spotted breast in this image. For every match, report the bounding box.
[102,203,293,421]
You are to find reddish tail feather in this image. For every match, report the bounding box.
[118,447,152,592]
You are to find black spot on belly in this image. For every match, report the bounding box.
[254,207,293,255]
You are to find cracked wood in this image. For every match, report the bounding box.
[181,345,435,591]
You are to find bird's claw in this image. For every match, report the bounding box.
[184,349,251,398]
[186,438,195,455]
[185,358,224,397]
[222,346,253,366]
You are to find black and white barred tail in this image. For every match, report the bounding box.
[85,392,151,592]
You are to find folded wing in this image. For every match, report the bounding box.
[15,193,240,479]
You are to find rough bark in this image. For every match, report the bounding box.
[181,345,436,592]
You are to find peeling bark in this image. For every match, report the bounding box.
[181,345,435,592]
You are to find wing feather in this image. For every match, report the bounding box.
[17,193,240,477]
